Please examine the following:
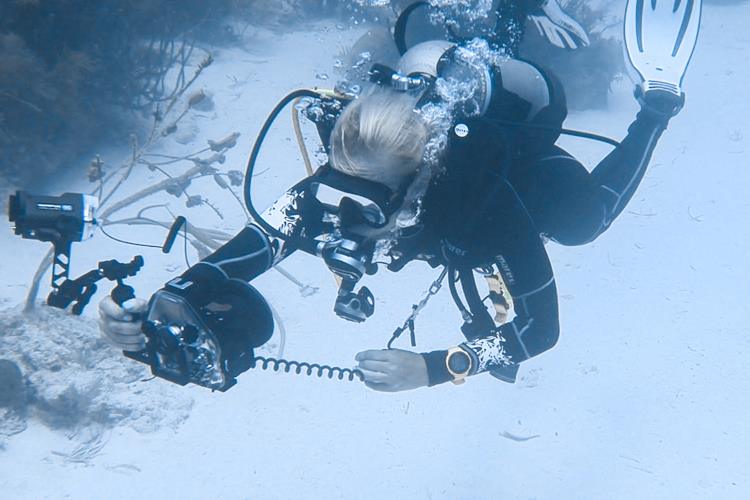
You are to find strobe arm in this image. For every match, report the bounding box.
[46,267,102,315]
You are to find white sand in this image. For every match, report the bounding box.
[1,6,749,499]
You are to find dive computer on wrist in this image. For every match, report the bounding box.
[446,346,472,385]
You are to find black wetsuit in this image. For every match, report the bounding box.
[416,96,675,384]
[183,63,678,386]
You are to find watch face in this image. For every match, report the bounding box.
[448,350,471,374]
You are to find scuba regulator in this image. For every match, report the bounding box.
[321,239,376,323]
[242,88,383,325]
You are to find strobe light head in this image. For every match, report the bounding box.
[8,191,98,243]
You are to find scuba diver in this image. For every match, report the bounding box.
[394,0,590,56]
[98,0,701,392]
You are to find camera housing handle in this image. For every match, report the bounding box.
[46,256,144,315]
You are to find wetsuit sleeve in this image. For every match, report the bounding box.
[176,184,315,283]
[422,184,560,385]
[422,248,559,386]
[588,103,674,231]
[509,100,675,246]
[258,184,310,264]
[463,257,559,383]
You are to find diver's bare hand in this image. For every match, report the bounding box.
[355,349,429,392]
[98,296,148,352]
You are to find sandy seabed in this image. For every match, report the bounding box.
[1,8,749,500]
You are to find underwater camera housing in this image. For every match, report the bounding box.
[126,263,274,391]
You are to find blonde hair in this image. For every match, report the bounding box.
[329,87,428,191]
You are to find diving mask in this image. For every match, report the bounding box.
[306,165,409,231]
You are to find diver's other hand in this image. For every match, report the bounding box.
[98,296,148,352]
[530,0,590,50]
[355,349,429,392]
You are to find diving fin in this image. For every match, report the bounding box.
[624,0,703,97]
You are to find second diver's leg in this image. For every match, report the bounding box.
[511,92,681,246]
[589,92,680,231]
[509,147,606,246]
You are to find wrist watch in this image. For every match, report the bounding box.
[446,346,472,385]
